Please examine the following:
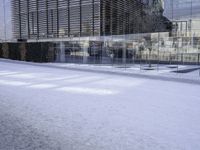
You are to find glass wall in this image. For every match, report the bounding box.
[54,32,200,67]
[1,0,200,75]
[49,0,200,69]
[11,0,101,39]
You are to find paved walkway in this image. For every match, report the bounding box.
[1,58,200,85]
[0,59,200,150]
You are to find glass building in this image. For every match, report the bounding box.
[12,0,171,40]
[7,0,200,66]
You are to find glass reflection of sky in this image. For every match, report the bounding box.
[164,0,200,20]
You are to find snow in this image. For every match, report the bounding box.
[0,60,200,150]
[46,62,200,82]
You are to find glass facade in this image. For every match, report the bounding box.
[12,0,171,39]
[12,0,101,39]
[6,0,200,67]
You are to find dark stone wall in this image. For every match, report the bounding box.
[9,43,21,60]
[0,43,2,58]
[0,42,55,62]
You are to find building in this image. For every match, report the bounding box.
[11,0,187,65]
[161,0,200,55]
[164,0,200,36]
[12,0,171,40]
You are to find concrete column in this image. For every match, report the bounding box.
[83,41,89,64]
[122,40,126,65]
[60,41,65,62]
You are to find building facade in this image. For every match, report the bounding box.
[12,0,171,40]
[13,0,198,66]
[164,0,200,36]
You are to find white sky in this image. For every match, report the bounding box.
[0,0,11,40]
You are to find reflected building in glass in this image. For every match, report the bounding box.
[7,0,200,65]
[11,0,171,40]
[164,0,200,36]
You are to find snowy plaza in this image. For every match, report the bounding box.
[0,59,200,150]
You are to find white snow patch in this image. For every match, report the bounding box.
[94,78,145,87]
[28,84,57,89]
[7,73,36,79]
[64,76,101,83]
[0,79,30,86]
[41,75,80,81]
[0,71,20,76]
[57,86,117,95]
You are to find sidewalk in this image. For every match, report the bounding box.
[1,58,200,85]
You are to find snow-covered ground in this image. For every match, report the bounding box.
[0,60,200,150]
[49,62,200,81]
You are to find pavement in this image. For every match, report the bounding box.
[1,58,200,85]
[0,59,200,150]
